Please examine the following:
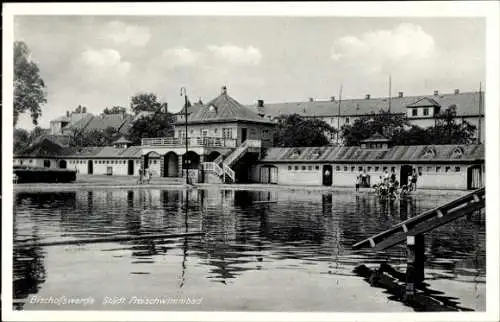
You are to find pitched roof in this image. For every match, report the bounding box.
[248,91,484,118]
[407,97,440,107]
[62,114,130,133]
[113,136,132,144]
[260,144,484,163]
[360,132,391,143]
[180,90,274,125]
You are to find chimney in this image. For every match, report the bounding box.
[434,90,439,96]
[66,110,70,117]
[365,94,371,99]
[82,107,87,113]
[221,85,227,95]
[454,89,460,95]
[257,99,264,108]
[309,97,314,102]
[398,92,404,98]
[330,96,336,102]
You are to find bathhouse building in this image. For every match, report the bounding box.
[140,86,275,183]
[251,133,484,190]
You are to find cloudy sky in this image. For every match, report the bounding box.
[14,15,485,129]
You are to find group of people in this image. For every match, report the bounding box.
[365,168,419,199]
[137,167,153,184]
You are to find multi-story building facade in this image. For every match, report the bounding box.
[247,89,485,144]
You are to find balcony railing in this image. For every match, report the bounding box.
[141,137,237,148]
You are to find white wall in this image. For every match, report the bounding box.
[252,162,474,190]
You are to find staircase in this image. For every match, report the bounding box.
[201,139,261,183]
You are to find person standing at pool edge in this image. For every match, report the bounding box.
[355,175,360,192]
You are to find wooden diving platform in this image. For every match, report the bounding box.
[352,188,485,251]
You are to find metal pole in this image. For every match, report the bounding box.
[478,82,482,144]
[181,87,189,184]
[337,84,342,145]
[388,74,392,113]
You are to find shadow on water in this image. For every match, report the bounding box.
[354,263,475,312]
[12,188,485,310]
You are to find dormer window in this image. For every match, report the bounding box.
[423,147,436,159]
[452,147,464,159]
[290,149,302,159]
[311,148,322,159]
[209,105,217,112]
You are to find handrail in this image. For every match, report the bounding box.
[141,137,237,148]
[202,162,223,177]
[223,164,235,182]
[224,141,248,167]
[352,188,485,250]
[213,154,224,165]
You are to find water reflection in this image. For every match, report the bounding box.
[13,188,485,310]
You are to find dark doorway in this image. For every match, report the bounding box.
[467,165,482,190]
[322,165,333,186]
[128,160,134,175]
[43,160,51,168]
[143,154,150,169]
[241,128,247,143]
[182,151,200,169]
[260,166,278,184]
[59,160,67,169]
[164,152,179,177]
[87,160,93,174]
[400,165,413,186]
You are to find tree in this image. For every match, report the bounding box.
[14,128,30,154]
[341,106,478,146]
[103,106,127,115]
[428,105,477,144]
[341,111,409,146]
[14,41,47,126]
[68,127,119,147]
[127,111,175,145]
[273,114,337,147]
[130,92,167,115]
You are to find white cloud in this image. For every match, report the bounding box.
[80,48,131,77]
[207,45,262,66]
[103,21,151,47]
[161,47,202,68]
[331,23,435,73]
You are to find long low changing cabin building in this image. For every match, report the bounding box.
[252,135,484,190]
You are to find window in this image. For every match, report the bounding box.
[308,165,313,171]
[426,166,432,172]
[214,128,218,134]
[222,128,233,139]
[301,166,306,171]
[201,129,208,137]
[29,160,33,164]
[315,166,320,171]
[106,160,110,164]
[367,166,372,172]
[375,166,380,172]
[412,108,418,116]
[294,166,299,171]
[344,166,348,172]
[351,166,355,172]
[136,160,140,164]
[336,165,341,171]
[43,160,51,168]
[383,166,388,171]
[288,166,292,171]
[346,117,350,124]
[436,167,441,172]
[358,166,363,172]
[418,167,422,175]
[391,167,396,172]
[455,167,461,172]
[423,108,429,116]
[153,160,157,164]
[445,166,451,173]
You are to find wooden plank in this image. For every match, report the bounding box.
[436,209,444,218]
